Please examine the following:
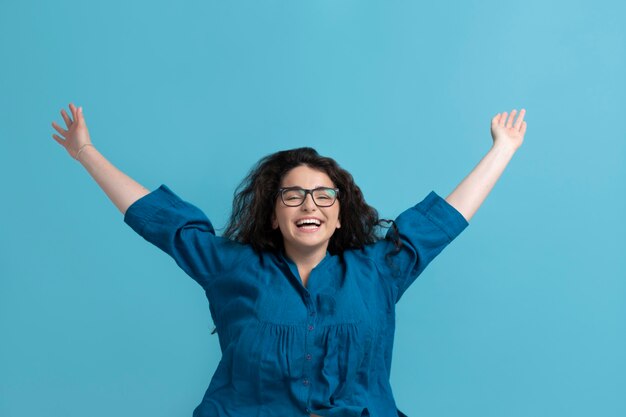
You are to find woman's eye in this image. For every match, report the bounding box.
[315,189,335,199]
[284,193,303,200]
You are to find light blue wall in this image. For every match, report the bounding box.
[1,1,624,416]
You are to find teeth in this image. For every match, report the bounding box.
[296,219,321,226]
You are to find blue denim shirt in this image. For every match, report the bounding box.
[124,184,468,417]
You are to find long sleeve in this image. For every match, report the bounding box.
[123,184,244,289]
[367,191,469,303]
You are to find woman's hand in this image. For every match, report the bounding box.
[51,103,92,160]
[491,108,527,151]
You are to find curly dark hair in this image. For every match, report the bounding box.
[223,147,399,255]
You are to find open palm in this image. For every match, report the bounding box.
[51,103,92,160]
[491,109,527,151]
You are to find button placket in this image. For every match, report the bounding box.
[302,290,315,410]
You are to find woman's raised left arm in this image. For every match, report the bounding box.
[445,109,527,222]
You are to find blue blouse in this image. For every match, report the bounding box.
[123,184,469,417]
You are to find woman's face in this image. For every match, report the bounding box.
[272,165,341,258]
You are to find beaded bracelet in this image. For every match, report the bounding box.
[76,143,95,161]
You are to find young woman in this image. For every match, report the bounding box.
[51,104,527,417]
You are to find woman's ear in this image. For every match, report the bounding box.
[271,214,278,230]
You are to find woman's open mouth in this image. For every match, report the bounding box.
[295,218,322,231]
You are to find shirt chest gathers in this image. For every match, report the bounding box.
[205,250,390,343]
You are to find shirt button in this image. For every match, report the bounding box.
[307,324,314,331]
[302,378,310,386]
[305,353,312,361]
[305,408,311,414]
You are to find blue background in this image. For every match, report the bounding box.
[1,0,624,416]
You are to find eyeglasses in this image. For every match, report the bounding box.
[277,187,340,207]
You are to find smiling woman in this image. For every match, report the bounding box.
[51,103,526,417]
[271,166,342,286]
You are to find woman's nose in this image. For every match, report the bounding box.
[301,193,317,210]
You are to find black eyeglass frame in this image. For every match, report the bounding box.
[277,187,340,207]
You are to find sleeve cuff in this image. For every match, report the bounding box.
[123,184,181,234]
[415,191,469,241]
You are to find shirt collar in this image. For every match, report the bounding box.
[278,249,332,270]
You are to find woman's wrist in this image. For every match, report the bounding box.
[491,140,519,156]
[75,143,96,162]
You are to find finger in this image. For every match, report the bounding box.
[491,113,501,125]
[520,121,527,136]
[69,103,78,122]
[500,112,508,126]
[514,108,526,131]
[52,134,66,146]
[51,121,68,137]
[61,109,72,129]
[506,109,517,128]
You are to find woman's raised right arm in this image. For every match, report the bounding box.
[51,103,149,215]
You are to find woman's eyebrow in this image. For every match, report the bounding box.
[280,184,334,188]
